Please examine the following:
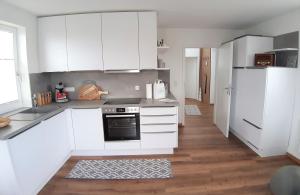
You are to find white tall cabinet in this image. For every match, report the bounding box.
[102,12,139,70]
[230,68,296,157]
[233,36,273,67]
[138,12,157,69]
[66,13,103,71]
[38,16,68,72]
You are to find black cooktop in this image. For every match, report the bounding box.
[104,98,141,105]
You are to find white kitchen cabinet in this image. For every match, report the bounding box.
[233,36,273,67]
[71,109,104,150]
[66,13,103,71]
[102,12,139,70]
[140,107,178,149]
[230,68,296,156]
[38,16,68,72]
[7,111,70,195]
[139,12,157,70]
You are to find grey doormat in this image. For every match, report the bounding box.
[66,159,172,180]
[185,105,201,115]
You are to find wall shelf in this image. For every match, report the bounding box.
[157,46,170,54]
[266,48,299,52]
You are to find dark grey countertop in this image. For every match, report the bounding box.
[0,95,178,140]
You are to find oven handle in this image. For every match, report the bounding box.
[105,114,136,118]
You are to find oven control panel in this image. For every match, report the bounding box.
[102,107,140,114]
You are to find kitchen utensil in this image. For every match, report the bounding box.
[0,117,10,128]
[78,83,106,100]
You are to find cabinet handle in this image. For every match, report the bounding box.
[141,123,176,125]
[243,119,262,130]
[247,141,259,150]
[141,114,175,117]
[142,131,176,134]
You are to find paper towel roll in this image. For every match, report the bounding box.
[146,83,152,99]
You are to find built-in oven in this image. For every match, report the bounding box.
[102,107,140,141]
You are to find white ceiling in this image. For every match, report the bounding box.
[4,0,300,29]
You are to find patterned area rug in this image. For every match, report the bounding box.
[66,159,172,180]
[185,105,202,116]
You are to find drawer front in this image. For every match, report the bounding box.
[140,107,177,116]
[140,115,177,124]
[242,119,262,149]
[141,132,177,149]
[105,141,141,150]
[141,124,177,133]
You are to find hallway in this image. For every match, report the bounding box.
[40,100,295,195]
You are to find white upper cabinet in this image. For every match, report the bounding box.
[233,36,273,67]
[102,12,139,70]
[66,13,103,71]
[38,16,68,72]
[139,12,157,70]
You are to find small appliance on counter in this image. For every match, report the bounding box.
[55,82,69,103]
[153,79,167,99]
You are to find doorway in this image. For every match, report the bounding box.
[184,48,217,117]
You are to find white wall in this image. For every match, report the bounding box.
[158,28,244,124]
[246,8,300,159]
[210,48,217,104]
[0,1,39,73]
[185,57,199,100]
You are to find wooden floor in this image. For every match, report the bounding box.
[40,98,295,195]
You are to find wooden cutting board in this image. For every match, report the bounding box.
[78,84,105,100]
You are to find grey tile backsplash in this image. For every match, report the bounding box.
[30,70,170,100]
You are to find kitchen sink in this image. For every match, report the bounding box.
[9,106,60,121]
[19,106,59,114]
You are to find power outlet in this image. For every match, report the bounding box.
[134,85,140,91]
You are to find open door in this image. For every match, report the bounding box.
[214,42,233,137]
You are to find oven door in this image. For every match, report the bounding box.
[103,113,140,141]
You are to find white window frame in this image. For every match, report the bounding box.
[0,24,23,114]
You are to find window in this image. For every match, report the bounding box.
[0,24,22,113]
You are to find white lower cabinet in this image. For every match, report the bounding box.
[7,111,70,195]
[140,107,178,149]
[230,68,296,156]
[71,108,104,150]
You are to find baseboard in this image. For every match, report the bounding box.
[287,153,300,165]
[72,148,174,156]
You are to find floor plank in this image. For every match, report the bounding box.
[39,99,295,195]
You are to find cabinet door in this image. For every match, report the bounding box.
[139,12,157,70]
[38,16,68,72]
[71,109,104,150]
[233,37,247,67]
[240,69,266,129]
[8,112,70,195]
[66,14,103,71]
[102,12,139,70]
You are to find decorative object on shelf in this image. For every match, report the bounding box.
[0,117,10,128]
[157,58,166,68]
[255,53,275,67]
